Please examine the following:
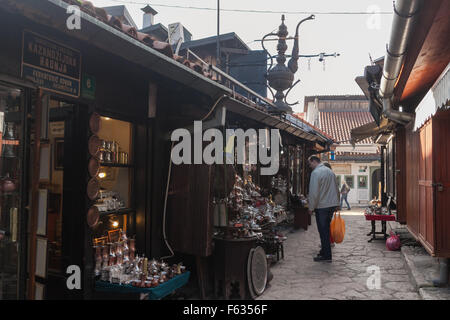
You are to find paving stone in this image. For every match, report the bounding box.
[393,292,422,300]
[383,281,416,292]
[257,211,420,300]
[419,287,450,300]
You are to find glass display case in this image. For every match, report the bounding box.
[90,116,135,247]
[0,83,24,300]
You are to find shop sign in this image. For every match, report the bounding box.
[333,164,352,174]
[21,30,81,98]
[81,74,96,99]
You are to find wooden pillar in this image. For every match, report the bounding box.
[395,127,406,223]
[28,89,43,300]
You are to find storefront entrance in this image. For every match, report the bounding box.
[0,83,28,299]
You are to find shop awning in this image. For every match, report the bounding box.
[350,118,393,145]
[225,97,334,144]
[3,0,333,148]
[413,63,450,131]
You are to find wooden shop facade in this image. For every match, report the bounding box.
[0,0,333,300]
[352,0,450,264]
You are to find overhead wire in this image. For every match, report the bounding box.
[106,0,393,15]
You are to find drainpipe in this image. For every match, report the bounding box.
[379,0,421,125]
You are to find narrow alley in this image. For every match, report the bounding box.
[258,209,420,300]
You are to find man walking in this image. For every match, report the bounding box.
[340,182,351,210]
[307,155,340,262]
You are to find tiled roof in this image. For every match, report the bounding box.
[304,95,367,112]
[334,151,381,162]
[56,1,332,146]
[65,0,210,78]
[293,112,305,119]
[292,113,335,141]
[320,111,374,144]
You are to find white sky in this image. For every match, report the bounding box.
[90,0,394,112]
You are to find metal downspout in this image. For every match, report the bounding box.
[379,0,421,124]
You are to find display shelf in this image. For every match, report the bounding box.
[100,162,133,168]
[99,207,135,217]
[94,271,190,300]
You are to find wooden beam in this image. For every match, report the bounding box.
[393,0,443,104]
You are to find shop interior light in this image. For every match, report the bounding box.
[112,221,119,228]
[98,172,106,179]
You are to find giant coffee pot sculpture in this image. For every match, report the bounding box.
[263,14,315,114]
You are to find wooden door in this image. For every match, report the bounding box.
[167,164,215,257]
[418,120,435,253]
[433,110,450,257]
[405,123,420,236]
[395,127,407,223]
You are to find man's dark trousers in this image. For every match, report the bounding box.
[315,207,335,259]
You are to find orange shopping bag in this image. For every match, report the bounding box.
[331,211,345,243]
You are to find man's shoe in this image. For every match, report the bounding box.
[348,208,351,210]
[313,255,332,262]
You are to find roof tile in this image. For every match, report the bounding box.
[319,111,374,144]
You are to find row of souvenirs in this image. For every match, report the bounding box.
[93,230,187,288]
[213,174,288,240]
[364,205,390,215]
[365,199,392,215]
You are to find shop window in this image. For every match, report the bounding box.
[92,116,134,240]
[358,175,368,189]
[0,83,23,299]
[344,175,354,189]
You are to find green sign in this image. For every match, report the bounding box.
[82,74,96,99]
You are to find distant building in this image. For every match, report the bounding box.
[138,5,192,45]
[179,33,268,98]
[102,4,267,99]
[102,5,137,29]
[304,95,381,205]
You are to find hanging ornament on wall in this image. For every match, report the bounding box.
[308,58,311,71]
[323,59,326,71]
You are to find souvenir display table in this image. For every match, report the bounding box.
[364,214,396,242]
[94,272,190,300]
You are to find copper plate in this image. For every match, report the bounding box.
[250,246,267,296]
[87,206,100,228]
[87,178,100,200]
[88,135,101,157]
[89,112,101,134]
[88,157,100,177]
[247,248,257,299]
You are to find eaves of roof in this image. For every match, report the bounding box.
[4,0,331,146]
[4,0,231,100]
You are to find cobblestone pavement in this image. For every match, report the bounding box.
[258,209,421,300]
